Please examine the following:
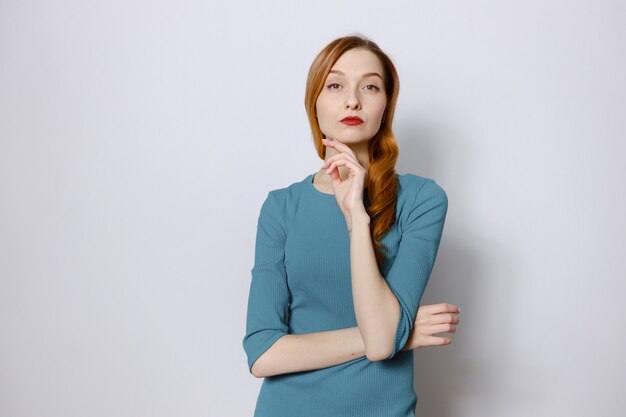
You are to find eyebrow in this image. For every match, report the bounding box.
[328,69,383,81]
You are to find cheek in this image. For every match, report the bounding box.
[374,100,387,118]
[366,101,385,120]
[316,94,331,114]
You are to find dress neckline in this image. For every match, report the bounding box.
[307,173,336,197]
[305,173,370,207]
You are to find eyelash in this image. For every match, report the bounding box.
[326,83,380,92]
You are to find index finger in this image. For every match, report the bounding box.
[421,303,460,314]
[322,138,357,159]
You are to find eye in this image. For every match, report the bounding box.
[327,83,340,89]
[365,84,381,91]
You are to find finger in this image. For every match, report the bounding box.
[426,313,460,325]
[327,159,348,185]
[329,151,359,165]
[322,138,358,160]
[328,163,341,182]
[328,159,359,187]
[327,158,352,182]
[327,159,365,181]
[422,303,460,315]
[325,158,352,176]
[422,335,452,346]
[322,153,358,170]
[428,323,457,335]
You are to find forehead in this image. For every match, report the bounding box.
[329,48,384,78]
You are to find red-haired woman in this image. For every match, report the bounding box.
[243,34,460,417]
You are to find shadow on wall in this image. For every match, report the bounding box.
[396,119,545,416]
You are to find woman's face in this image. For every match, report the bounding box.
[315,48,387,146]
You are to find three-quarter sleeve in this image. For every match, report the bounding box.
[242,190,291,375]
[385,179,448,359]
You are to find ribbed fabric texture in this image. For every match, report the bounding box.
[243,172,448,417]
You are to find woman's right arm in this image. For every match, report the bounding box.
[242,191,459,378]
[252,301,460,378]
[250,326,365,378]
[243,190,368,378]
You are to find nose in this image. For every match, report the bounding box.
[345,88,361,110]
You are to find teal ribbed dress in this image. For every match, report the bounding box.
[243,172,448,417]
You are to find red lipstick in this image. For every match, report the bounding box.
[341,116,363,126]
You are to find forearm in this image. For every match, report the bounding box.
[348,210,400,361]
[251,326,366,378]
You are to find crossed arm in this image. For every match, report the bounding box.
[243,180,448,378]
[249,326,365,378]
[348,211,401,361]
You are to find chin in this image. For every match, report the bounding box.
[341,131,375,142]
[322,128,373,143]
[339,137,372,146]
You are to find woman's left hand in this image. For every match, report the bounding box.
[321,137,368,220]
[402,303,460,350]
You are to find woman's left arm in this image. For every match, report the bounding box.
[349,180,448,361]
[320,138,448,362]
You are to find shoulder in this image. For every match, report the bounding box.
[397,173,448,205]
[263,177,303,211]
[258,177,304,233]
[394,173,448,231]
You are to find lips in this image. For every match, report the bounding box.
[341,116,363,125]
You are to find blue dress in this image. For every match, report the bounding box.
[243,172,448,417]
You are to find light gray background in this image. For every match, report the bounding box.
[1,1,624,416]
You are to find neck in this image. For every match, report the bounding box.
[315,140,370,185]
[325,140,369,168]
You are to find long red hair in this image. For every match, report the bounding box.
[304,34,400,268]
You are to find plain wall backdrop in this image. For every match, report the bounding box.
[1,1,625,416]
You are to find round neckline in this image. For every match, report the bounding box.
[305,173,369,200]
[307,173,336,197]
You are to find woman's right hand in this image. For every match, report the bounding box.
[402,303,460,350]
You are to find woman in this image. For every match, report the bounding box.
[242,34,460,417]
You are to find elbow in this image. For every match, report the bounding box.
[249,346,278,378]
[365,347,392,362]
[250,359,266,378]
[363,301,402,362]
[364,334,394,362]
[243,329,288,378]
[250,350,278,378]
[360,326,392,362]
